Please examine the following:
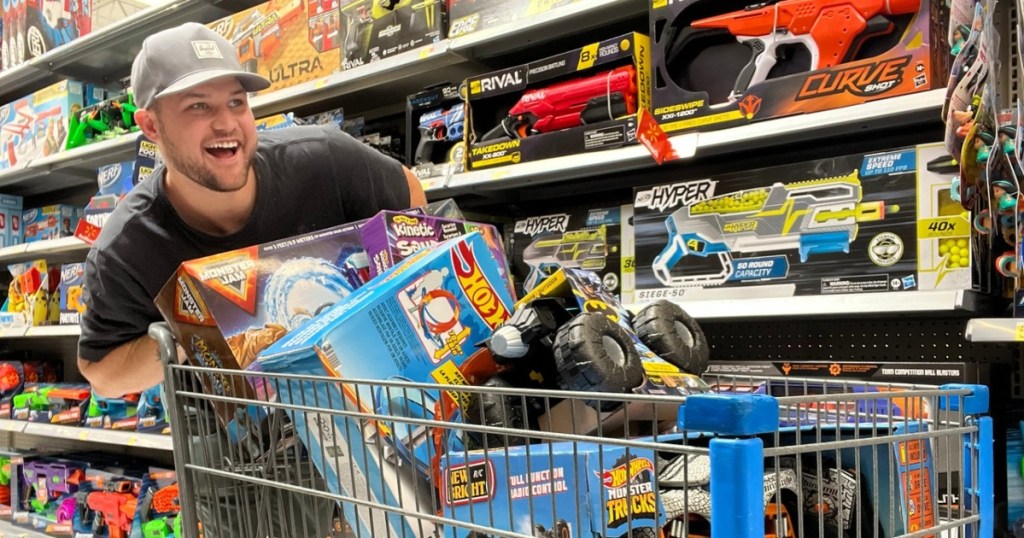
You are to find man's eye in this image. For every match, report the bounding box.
[189,103,208,111]
[229,99,246,108]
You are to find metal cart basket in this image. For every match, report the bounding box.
[150,322,993,538]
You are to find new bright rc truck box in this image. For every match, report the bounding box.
[249,232,514,538]
[206,0,340,94]
[631,143,979,303]
[464,33,650,170]
[649,0,949,135]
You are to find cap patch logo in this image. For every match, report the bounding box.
[192,41,223,59]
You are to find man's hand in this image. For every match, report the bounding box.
[405,167,427,208]
[78,335,165,397]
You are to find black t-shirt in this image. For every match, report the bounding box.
[78,125,409,362]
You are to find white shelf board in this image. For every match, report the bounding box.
[3,419,172,451]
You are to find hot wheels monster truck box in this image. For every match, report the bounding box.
[447,0,582,38]
[464,32,650,171]
[509,205,630,298]
[206,0,340,94]
[440,436,667,537]
[153,221,367,425]
[339,0,446,70]
[649,0,948,135]
[0,80,84,170]
[249,232,514,538]
[631,143,978,304]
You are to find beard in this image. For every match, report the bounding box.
[157,125,254,193]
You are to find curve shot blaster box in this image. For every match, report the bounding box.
[649,0,949,135]
[206,0,341,94]
[250,232,515,538]
[464,33,650,170]
[632,143,979,303]
[339,0,446,70]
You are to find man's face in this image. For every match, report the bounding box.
[148,77,257,193]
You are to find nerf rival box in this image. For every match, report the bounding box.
[407,83,464,181]
[339,0,445,70]
[464,32,650,170]
[447,0,581,38]
[650,0,948,134]
[206,0,340,94]
[250,232,514,538]
[632,143,976,303]
[0,80,84,170]
[509,205,629,297]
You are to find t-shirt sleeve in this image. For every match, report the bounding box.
[324,127,410,220]
[78,247,158,362]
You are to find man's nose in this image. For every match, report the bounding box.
[210,106,235,131]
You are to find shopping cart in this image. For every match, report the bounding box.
[150,322,993,538]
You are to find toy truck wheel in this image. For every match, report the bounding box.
[633,300,709,376]
[553,313,644,412]
[464,376,528,449]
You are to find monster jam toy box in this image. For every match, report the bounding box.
[464,32,651,171]
[338,0,446,70]
[248,232,514,538]
[447,0,582,38]
[0,80,84,170]
[649,0,949,135]
[631,143,977,303]
[509,205,630,298]
[206,0,340,94]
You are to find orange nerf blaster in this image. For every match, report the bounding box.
[692,0,919,101]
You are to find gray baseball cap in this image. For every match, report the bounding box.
[131,22,271,109]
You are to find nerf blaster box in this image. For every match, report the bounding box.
[509,205,630,298]
[206,0,340,94]
[249,232,514,538]
[129,469,179,538]
[11,455,88,534]
[23,204,83,243]
[440,436,667,537]
[447,0,581,38]
[0,80,84,170]
[339,0,446,70]
[649,0,949,135]
[3,0,93,69]
[66,467,144,538]
[59,263,86,326]
[406,83,464,181]
[84,390,140,430]
[464,32,650,171]
[631,143,980,303]
[0,194,23,248]
[0,358,63,419]
[12,383,90,425]
[135,384,169,435]
[64,92,138,151]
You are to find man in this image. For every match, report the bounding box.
[77,22,425,396]
[75,22,426,537]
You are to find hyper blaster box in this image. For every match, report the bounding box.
[0,80,84,170]
[154,221,367,424]
[339,0,445,70]
[464,32,651,170]
[631,143,978,303]
[649,0,949,135]
[447,0,581,38]
[207,0,340,94]
[250,232,514,538]
[407,83,464,179]
[509,205,629,298]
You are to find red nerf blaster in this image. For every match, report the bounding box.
[692,0,919,101]
[87,489,138,538]
[481,64,637,141]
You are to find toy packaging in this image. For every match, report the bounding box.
[23,205,83,242]
[132,135,162,185]
[250,232,514,538]
[3,0,92,68]
[301,106,344,130]
[447,0,582,38]
[631,143,980,303]
[12,383,89,425]
[58,262,85,325]
[509,205,630,298]
[0,80,84,169]
[68,467,144,538]
[84,390,139,430]
[338,0,445,70]
[135,384,168,435]
[206,0,341,94]
[129,469,179,538]
[464,33,650,170]
[1007,419,1024,536]
[649,0,949,135]
[12,455,88,534]
[5,260,60,327]
[0,194,23,248]
[407,83,464,179]
[254,112,296,131]
[64,92,138,150]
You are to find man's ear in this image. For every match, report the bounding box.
[135,108,160,142]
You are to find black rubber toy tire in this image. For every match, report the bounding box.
[552,313,644,412]
[633,299,709,376]
[464,376,528,449]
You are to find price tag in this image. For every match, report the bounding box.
[1015,322,1024,341]
[490,169,511,182]
[314,78,329,90]
[419,47,432,59]
[78,431,89,441]
[127,436,138,446]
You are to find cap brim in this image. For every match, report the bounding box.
[153,69,272,102]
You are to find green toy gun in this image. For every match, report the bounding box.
[65,94,139,150]
[13,386,54,413]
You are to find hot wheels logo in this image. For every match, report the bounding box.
[634,179,716,212]
[514,214,570,236]
[796,56,911,100]
[597,457,654,489]
[451,240,509,329]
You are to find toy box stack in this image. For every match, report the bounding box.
[338,0,446,70]
[0,80,84,169]
[206,0,340,94]
[630,143,979,303]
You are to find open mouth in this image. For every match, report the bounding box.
[204,141,240,159]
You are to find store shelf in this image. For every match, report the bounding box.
[631,290,988,320]
[0,133,140,196]
[0,326,81,339]
[0,237,90,265]
[0,419,171,450]
[965,318,1024,342]
[435,89,945,196]
[0,519,50,538]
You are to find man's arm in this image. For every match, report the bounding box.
[78,336,163,397]
[405,167,427,207]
